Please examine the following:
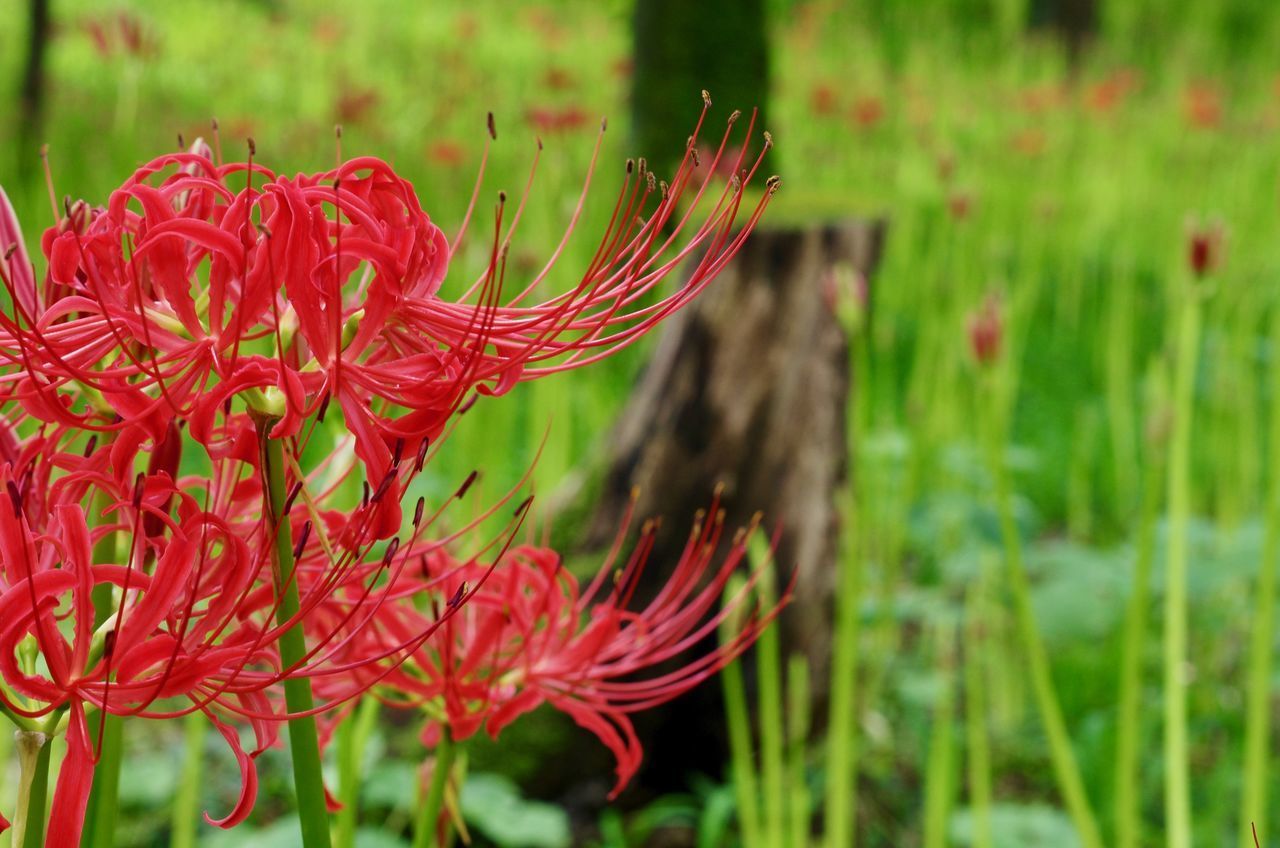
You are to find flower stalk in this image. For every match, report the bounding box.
[413,731,456,848]
[13,730,50,848]
[1164,286,1202,848]
[1239,302,1280,847]
[83,489,123,848]
[980,365,1102,848]
[260,424,332,848]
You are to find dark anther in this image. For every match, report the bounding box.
[82,435,98,458]
[487,112,497,140]
[382,537,400,566]
[283,481,303,516]
[316,392,331,423]
[177,133,185,149]
[371,468,396,504]
[247,138,256,156]
[626,158,634,175]
[514,494,534,516]
[414,438,430,472]
[391,437,405,468]
[455,471,478,500]
[5,481,21,518]
[292,520,312,559]
[447,582,468,608]
[132,472,146,509]
[103,629,117,658]
[361,480,370,508]
[413,496,425,528]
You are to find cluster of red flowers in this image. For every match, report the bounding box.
[0,100,784,843]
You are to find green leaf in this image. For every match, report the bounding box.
[460,773,571,848]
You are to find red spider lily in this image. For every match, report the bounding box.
[332,502,789,797]
[524,105,590,135]
[968,294,1003,366]
[1,100,776,537]
[1184,82,1223,130]
[851,95,884,129]
[0,408,506,841]
[0,430,276,844]
[1186,218,1225,278]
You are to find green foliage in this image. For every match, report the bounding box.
[460,774,572,848]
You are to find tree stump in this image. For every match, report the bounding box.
[576,218,887,793]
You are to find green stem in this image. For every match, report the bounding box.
[985,376,1103,848]
[721,573,761,848]
[964,565,993,848]
[413,731,456,848]
[755,553,785,848]
[786,655,810,848]
[261,429,333,848]
[83,492,123,848]
[1164,291,1201,848]
[824,490,861,848]
[13,730,51,848]
[1115,409,1163,848]
[1240,304,1280,847]
[922,623,956,848]
[170,711,207,848]
[335,697,379,848]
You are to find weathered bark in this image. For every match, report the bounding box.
[586,219,884,675]
[568,220,885,796]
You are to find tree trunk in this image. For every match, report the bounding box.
[576,218,886,793]
[18,0,51,170]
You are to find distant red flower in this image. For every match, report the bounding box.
[1084,69,1138,115]
[936,152,955,184]
[947,191,973,221]
[1018,84,1066,115]
[1184,83,1223,129]
[82,11,152,60]
[1009,127,1047,157]
[427,140,467,167]
[335,86,380,126]
[851,96,884,129]
[524,105,590,134]
[968,294,1003,366]
[810,83,839,117]
[542,67,577,92]
[1186,219,1225,278]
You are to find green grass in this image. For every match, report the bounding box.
[4,0,1280,845]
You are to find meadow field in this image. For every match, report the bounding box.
[2,1,1280,846]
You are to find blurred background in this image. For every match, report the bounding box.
[4,0,1280,845]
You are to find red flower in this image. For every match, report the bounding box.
[968,294,1003,366]
[3,104,776,538]
[0,408,485,839]
[1186,218,1225,278]
[347,502,788,796]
